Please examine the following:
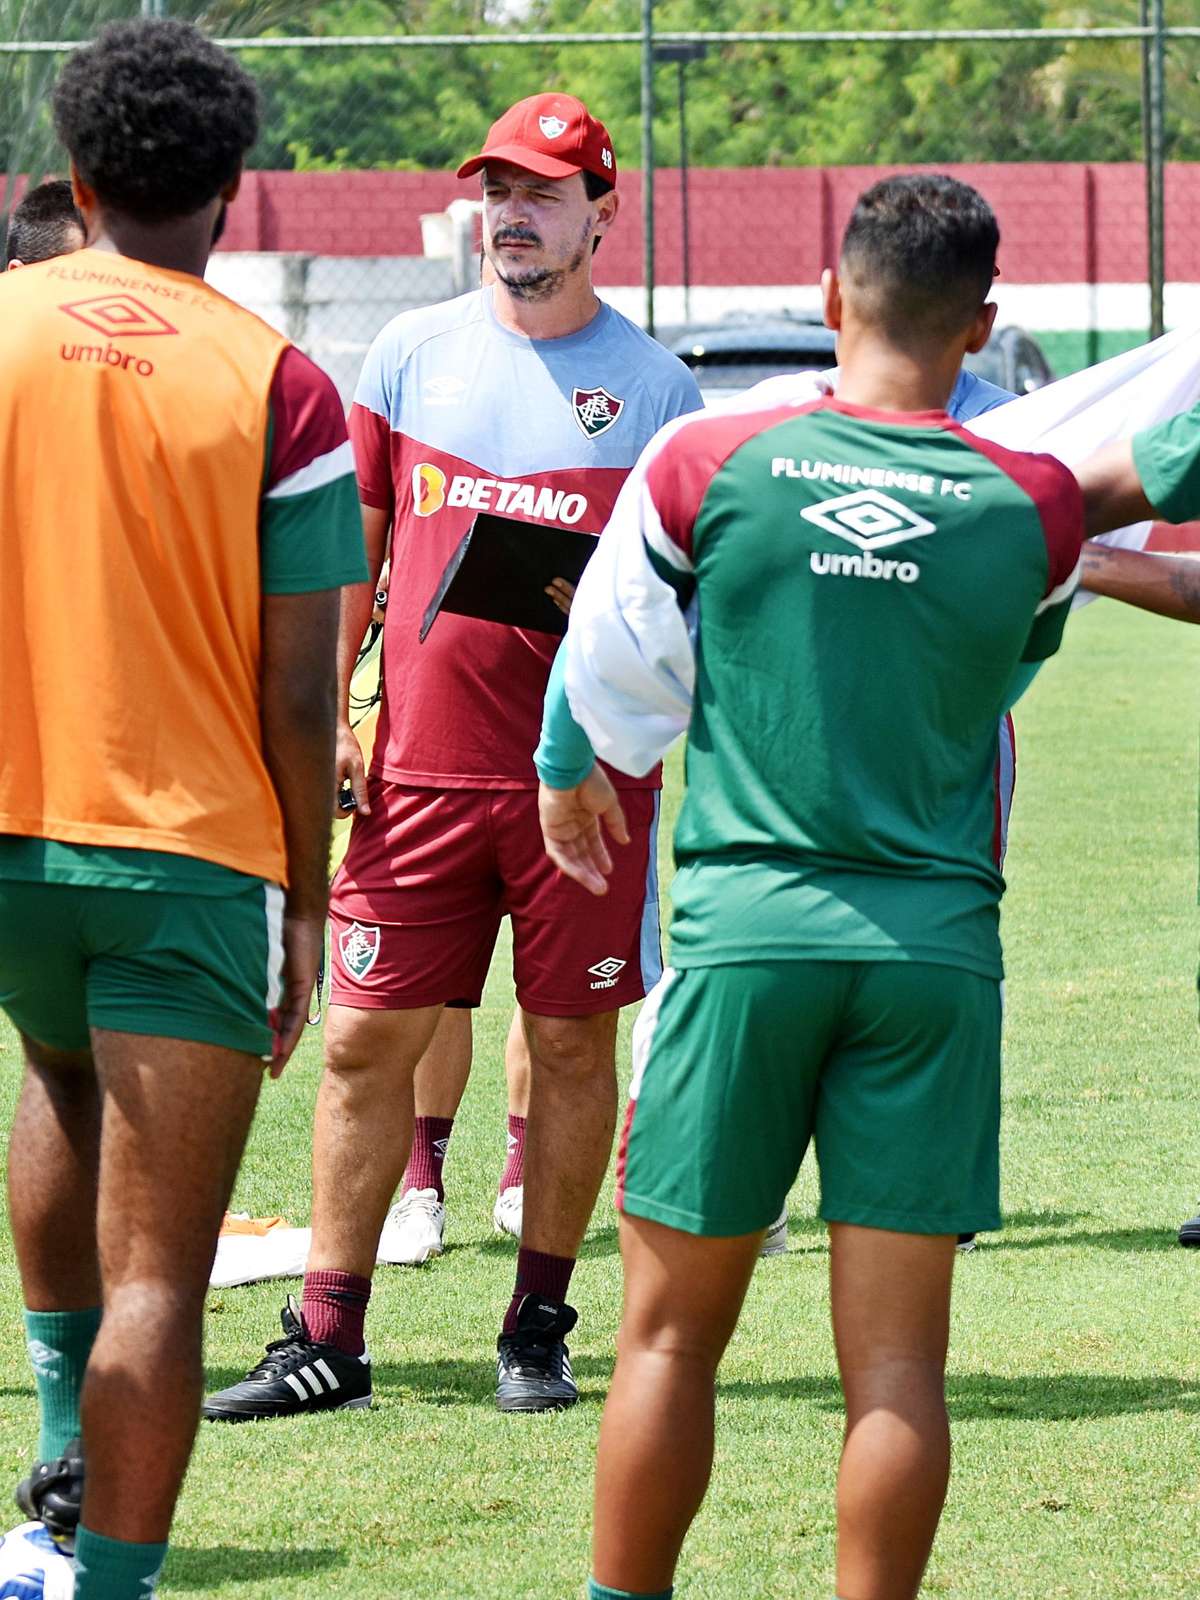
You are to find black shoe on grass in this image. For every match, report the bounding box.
[1178,1209,1200,1246]
[15,1436,84,1553]
[496,1294,579,1413]
[202,1296,371,1422]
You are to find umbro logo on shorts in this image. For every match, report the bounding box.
[588,956,627,990]
[339,922,381,980]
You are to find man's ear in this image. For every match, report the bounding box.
[964,300,999,355]
[821,267,843,332]
[593,185,619,243]
[69,162,97,239]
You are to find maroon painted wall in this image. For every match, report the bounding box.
[217,163,1200,283]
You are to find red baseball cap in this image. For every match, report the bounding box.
[457,94,617,184]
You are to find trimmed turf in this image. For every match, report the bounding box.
[1,596,1198,1597]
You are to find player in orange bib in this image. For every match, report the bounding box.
[0,22,365,1597]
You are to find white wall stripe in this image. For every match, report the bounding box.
[266,439,355,500]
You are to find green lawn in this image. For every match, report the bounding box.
[2,597,1199,1598]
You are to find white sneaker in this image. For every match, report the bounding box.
[492,1185,523,1240]
[377,1187,445,1265]
[760,1205,789,1257]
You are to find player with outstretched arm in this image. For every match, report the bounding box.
[534,174,1200,1600]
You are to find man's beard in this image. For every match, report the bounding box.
[487,219,591,302]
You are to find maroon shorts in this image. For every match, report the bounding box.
[329,778,662,1017]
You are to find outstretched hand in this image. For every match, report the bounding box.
[538,766,630,896]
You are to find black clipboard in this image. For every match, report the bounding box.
[420,512,599,640]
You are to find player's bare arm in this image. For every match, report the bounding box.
[262,586,340,1071]
[335,501,390,814]
[1080,543,1200,623]
[1076,439,1158,538]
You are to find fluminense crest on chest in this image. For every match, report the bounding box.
[572,385,625,439]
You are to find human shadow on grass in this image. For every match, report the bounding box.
[164,1546,344,1589]
[718,1370,1200,1422]
[985,1222,1178,1253]
[203,1354,613,1410]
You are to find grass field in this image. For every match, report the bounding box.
[2,597,1199,1598]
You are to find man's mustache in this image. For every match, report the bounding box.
[493,227,542,248]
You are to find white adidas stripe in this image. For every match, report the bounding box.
[284,1373,309,1402]
[299,1364,324,1397]
[314,1358,340,1392]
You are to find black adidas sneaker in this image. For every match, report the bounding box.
[15,1437,84,1552]
[202,1296,371,1422]
[495,1294,579,1413]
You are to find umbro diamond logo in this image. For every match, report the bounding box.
[588,956,627,990]
[59,293,179,338]
[800,488,936,552]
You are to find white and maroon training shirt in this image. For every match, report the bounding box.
[349,286,701,791]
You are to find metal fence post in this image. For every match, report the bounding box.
[641,0,655,337]
[1142,0,1166,340]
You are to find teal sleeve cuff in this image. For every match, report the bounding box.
[534,644,596,789]
[1001,658,1043,712]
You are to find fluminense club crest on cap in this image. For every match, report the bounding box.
[339,922,381,980]
[539,114,568,138]
[572,385,625,439]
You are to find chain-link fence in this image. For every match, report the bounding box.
[5,7,1200,401]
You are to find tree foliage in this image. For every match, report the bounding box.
[7,0,1199,196]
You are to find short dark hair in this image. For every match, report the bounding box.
[52,19,259,224]
[4,178,83,266]
[839,175,999,342]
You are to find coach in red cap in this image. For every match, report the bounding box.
[204,86,700,1428]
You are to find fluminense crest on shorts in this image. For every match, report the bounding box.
[339,922,381,980]
[572,385,625,439]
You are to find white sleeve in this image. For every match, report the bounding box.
[561,416,701,778]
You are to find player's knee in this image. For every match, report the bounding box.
[526,1016,616,1081]
[617,1314,728,1371]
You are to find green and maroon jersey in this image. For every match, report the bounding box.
[557,397,1084,980]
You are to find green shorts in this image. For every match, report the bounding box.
[0,876,284,1058]
[618,960,1002,1238]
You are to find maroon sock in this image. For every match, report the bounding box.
[499,1113,526,1192]
[301,1269,372,1356]
[403,1115,454,1200]
[502,1247,575,1334]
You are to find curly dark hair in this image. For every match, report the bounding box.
[52,19,259,223]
